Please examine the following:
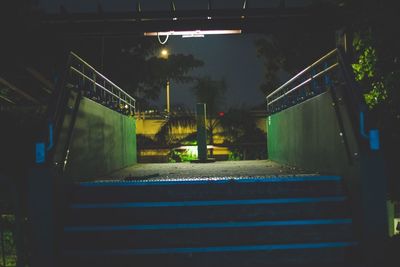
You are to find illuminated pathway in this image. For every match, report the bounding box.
[101,160,316,181]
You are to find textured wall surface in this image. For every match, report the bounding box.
[267,91,358,175]
[64,97,136,181]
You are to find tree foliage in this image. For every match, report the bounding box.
[102,41,204,105]
[254,0,337,95]
[1,0,205,109]
[254,0,400,196]
[346,1,400,198]
[155,111,196,145]
[218,108,266,160]
[191,76,227,115]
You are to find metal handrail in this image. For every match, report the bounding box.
[265,46,377,160]
[266,48,338,110]
[268,62,339,106]
[47,51,137,172]
[69,67,134,108]
[69,52,136,112]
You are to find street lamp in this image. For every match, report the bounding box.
[160,48,169,59]
[160,48,170,114]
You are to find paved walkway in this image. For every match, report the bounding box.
[103,160,316,180]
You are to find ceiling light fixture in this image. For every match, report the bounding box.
[145,29,242,39]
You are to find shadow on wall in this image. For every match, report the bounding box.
[62,97,136,181]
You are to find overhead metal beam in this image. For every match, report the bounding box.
[40,6,342,37]
[42,7,311,23]
[0,77,40,104]
[25,67,53,94]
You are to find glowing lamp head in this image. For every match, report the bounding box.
[160,49,169,59]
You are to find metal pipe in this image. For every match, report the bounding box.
[267,62,338,106]
[267,48,337,99]
[0,77,40,104]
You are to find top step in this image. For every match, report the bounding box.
[71,176,345,203]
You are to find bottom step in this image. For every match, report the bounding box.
[62,242,358,267]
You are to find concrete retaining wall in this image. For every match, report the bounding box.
[64,97,136,181]
[267,91,358,175]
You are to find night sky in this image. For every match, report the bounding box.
[158,34,266,110]
[36,0,313,110]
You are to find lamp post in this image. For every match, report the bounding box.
[160,48,170,114]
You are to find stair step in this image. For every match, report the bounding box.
[63,219,353,250]
[72,176,344,203]
[62,242,358,267]
[61,175,358,267]
[66,197,350,226]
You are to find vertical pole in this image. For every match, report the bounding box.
[27,166,55,267]
[196,103,207,162]
[103,80,106,104]
[111,86,114,107]
[360,151,389,267]
[311,68,317,93]
[166,80,170,114]
[93,73,96,97]
[324,62,331,88]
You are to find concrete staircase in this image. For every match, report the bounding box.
[61,176,359,267]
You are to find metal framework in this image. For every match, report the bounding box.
[40,1,343,36]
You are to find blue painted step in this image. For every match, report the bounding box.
[71,176,344,203]
[66,197,350,226]
[60,176,359,267]
[63,219,354,250]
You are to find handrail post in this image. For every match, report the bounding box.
[81,64,85,89]
[311,68,316,94]
[324,62,331,88]
[103,79,107,105]
[110,85,114,104]
[92,71,95,91]
[124,95,127,114]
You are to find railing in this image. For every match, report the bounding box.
[68,52,136,115]
[265,45,384,167]
[266,48,339,113]
[265,47,366,165]
[47,51,136,173]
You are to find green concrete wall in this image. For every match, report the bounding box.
[267,91,358,175]
[64,97,136,181]
[267,90,392,262]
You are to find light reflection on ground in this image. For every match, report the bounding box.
[101,160,317,181]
